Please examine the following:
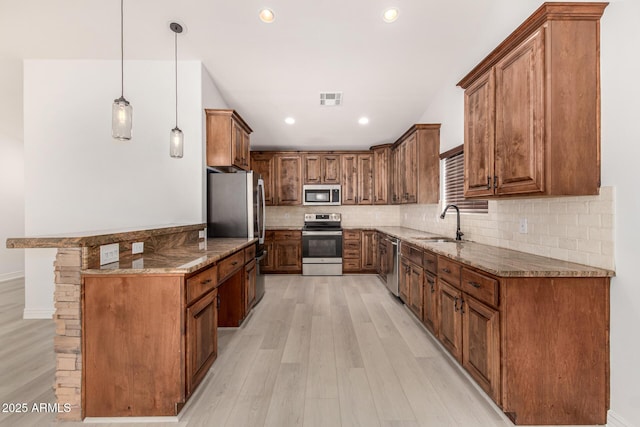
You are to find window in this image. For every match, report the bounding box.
[440,145,488,214]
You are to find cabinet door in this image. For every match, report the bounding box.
[403,134,418,203]
[303,154,322,184]
[260,231,275,272]
[276,155,302,205]
[323,155,341,184]
[245,260,256,313]
[231,121,245,170]
[464,70,496,198]
[186,289,218,396]
[274,240,302,272]
[341,154,358,205]
[408,262,424,319]
[251,153,275,205]
[361,230,376,270]
[438,280,463,362]
[462,295,500,403]
[423,273,438,335]
[373,147,389,205]
[494,28,544,196]
[357,154,374,205]
[399,257,410,304]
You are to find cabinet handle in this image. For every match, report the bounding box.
[468,281,481,289]
[493,175,498,189]
[232,261,238,266]
[201,279,212,285]
[460,299,465,314]
[487,176,491,189]
[216,294,220,310]
[454,296,459,312]
[442,267,451,274]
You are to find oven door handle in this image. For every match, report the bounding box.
[302,230,343,236]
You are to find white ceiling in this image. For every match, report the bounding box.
[1,0,555,150]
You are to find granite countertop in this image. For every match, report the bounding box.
[377,226,615,278]
[82,237,257,275]
[6,223,206,248]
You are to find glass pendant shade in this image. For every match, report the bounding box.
[170,127,184,158]
[112,96,132,140]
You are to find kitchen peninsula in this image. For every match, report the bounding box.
[6,224,258,420]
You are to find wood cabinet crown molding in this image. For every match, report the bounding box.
[457,2,608,88]
[204,109,253,132]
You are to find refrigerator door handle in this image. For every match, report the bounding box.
[258,178,266,244]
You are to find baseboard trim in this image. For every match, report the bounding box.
[608,410,633,427]
[83,416,179,423]
[23,308,54,319]
[0,271,24,283]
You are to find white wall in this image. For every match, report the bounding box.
[0,60,25,282]
[22,60,222,317]
[416,2,640,425]
[599,1,640,426]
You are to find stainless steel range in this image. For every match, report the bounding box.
[302,213,343,276]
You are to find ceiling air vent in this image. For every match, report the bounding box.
[320,92,343,106]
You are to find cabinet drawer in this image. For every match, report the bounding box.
[401,243,423,266]
[343,230,361,240]
[343,240,360,251]
[343,248,361,259]
[343,259,361,271]
[187,265,218,305]
[274,230,301,240]
[462,268,499,307]
[423,251,437,275]
[244,244,256,261]
[437,256,461,288]
[218,251,245,282]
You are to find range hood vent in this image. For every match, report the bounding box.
[320,92,343,106]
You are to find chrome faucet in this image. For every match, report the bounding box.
[440,204,464,241]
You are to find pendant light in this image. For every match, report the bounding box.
[169,22,184,158]
[112,0,132,140]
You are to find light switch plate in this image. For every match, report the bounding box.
[519,218,528,234]
[132,242,144,254]
[199,230,205,239]
[100,243,119,265]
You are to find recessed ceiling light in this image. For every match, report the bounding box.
[382,7,399,23]
[284,117,295,125]
[358,117,369,125]
[259,8,275,23]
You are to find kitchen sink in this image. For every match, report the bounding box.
[411,237,456,243]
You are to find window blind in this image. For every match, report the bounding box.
[443,151,488,214]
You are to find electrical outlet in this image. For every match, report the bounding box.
[132,258,144,269]
[199,230,205,239]
[132,242,144,254]
[100,243,119,265]
[519,218,528,234]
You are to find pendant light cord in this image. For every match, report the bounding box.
[120,0,124,98]
[175,30,178,128]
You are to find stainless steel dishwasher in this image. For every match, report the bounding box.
[385,237,400,296]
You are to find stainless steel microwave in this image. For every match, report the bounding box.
[303,185,341,206]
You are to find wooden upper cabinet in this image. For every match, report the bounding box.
[341,153,374,205]
[303,154,341,184]
[458,3,607,198]
[275,154,302,205]
[250,152,275,206]
[205,109,252,171]
[372,144,391,205]
[358,154,374,205]
[464,71,495,198]
[391,125,440,204]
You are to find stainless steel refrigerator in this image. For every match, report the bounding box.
[207,170,266,303]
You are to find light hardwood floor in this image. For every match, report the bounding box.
[0,276,599,427]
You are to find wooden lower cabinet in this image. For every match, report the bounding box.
[462,294,500,403]
[186,287,218,397]
[245,259,256,312]
[82,244,258,417]
[261,230,301,274]
[437,279,463,362]
[361,230,377,272]
[407,260,423,319]
[422,272,438,335]
[398,257,410,304]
